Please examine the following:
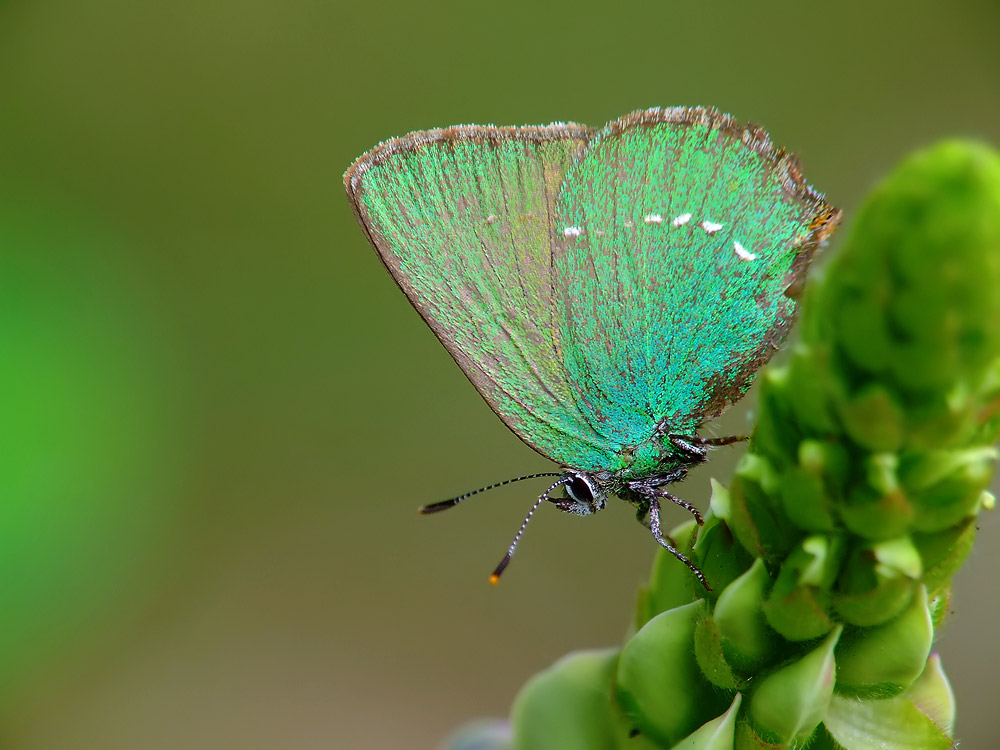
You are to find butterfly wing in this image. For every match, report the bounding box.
[552,107,840,449]
[345,124,619,470]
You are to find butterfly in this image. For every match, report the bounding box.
[344,107,839,589]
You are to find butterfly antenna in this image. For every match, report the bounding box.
[418,473,563,515]
[490,477,571,585]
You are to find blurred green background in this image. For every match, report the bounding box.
[1,0,998,747]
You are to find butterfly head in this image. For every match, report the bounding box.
[551,472,607,516]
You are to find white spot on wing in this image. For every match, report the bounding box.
[734,241,757,261]
[643,213,663,224]
[486,214,497,224]
[563,226,583,237]
[672,213,692,227]
[702,221,724,234]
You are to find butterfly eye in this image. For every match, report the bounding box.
[566,474,596,504]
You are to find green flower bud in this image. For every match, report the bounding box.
[510,649,629,750]
[838,383,905,453]
[747,626,841,745]
[834,537,920,627]
[891,342,959,394]
[731,720,779,749]
[670,693,741,750]
[871,535,923,578]
[835,585,933,698]
[832,290,893,376]
[712,559,775,672]
[912,518,977,598]
[838,481,915,541]
[617,601,726,746]
[904,394,971,451]
[729,455,797,559]
[750,367,799,467]
[864,453,900,496]
[763,536,841,641]
[906,448,996,532]
[694,615,743,691]
[778,439,847,533]
[899,446,998,493]
[709,479,733,521]
[692,511,754,596]
[905,653,955,735]
[779,466,833,534]
[783,344,841,435]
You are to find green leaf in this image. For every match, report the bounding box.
[823,693,955,750]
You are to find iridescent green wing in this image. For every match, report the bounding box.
[553,107,840,452]
[345,124,618,469]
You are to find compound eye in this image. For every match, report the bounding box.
[567,474,595,504]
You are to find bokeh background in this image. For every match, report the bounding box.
[1,1,999,747]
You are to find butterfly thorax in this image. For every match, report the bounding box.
[616,424,710,479]
[556,431,708,516]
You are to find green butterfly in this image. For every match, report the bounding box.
[345,107,839,588]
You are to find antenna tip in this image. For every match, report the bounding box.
[489,573,500,586]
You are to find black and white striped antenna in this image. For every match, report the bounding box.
[489,476,572,585]
[418,472,562,514]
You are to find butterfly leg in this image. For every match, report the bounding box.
[634,505,679,546]
[656,487,704,526]
[667,433,748,457]
[699,435,750,447]
[648,497,711,591]
[665,434,708,462]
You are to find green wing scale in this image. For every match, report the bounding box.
[345,123,617,469]
[554,109,838,463]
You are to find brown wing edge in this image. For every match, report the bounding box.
[342,121,599,462]
[596,106,842,424]
[343,121,594,201]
